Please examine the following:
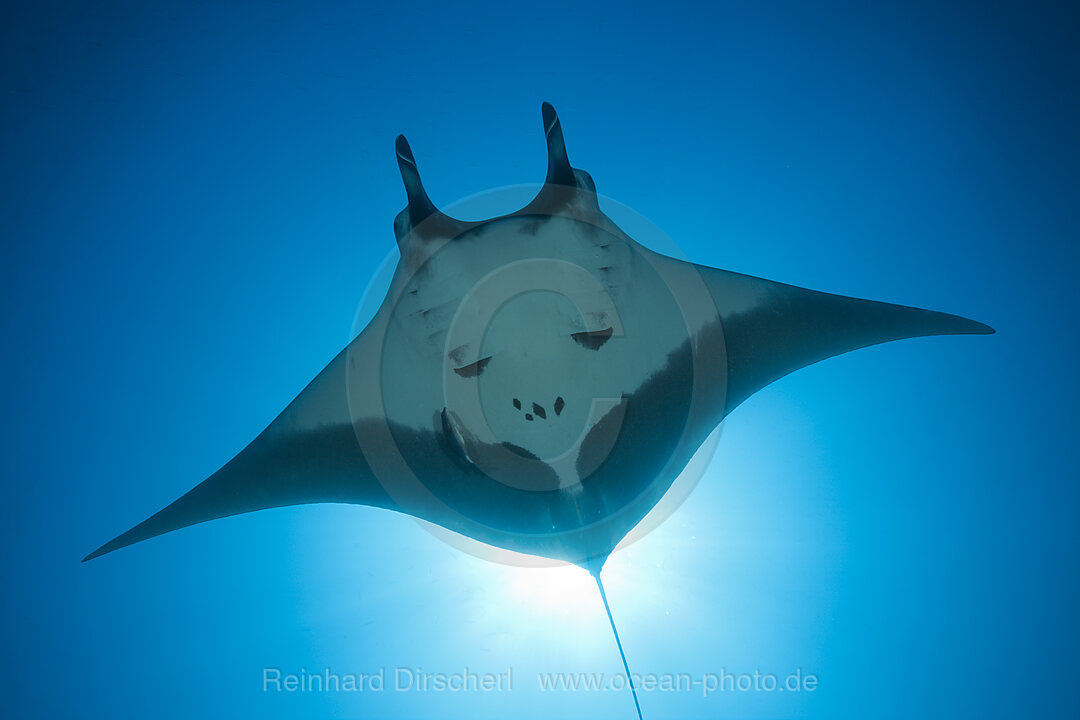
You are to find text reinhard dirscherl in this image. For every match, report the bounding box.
[263,667,512,693]
[262,667,819,697]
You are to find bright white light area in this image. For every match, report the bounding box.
[502,563,601,617]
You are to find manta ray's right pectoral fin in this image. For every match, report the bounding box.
[700,266,995,415]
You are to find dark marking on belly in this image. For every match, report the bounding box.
[453,356,491,378]
[554,396,565,415]
[571,326,613,351]
[532,403,546,419]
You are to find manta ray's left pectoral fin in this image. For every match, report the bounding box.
[81,422,393,562]
[83,347,397,562]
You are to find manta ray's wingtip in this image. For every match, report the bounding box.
[82,538,119,562]
[81,547,105,563]
[82,525,143,562]
[947,314,995,336]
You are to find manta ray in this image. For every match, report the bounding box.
[85,103,992,719]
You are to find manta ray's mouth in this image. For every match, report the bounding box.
[438,406,562,492]
[438,389,631,494]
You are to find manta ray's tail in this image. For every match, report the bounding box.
[592,568,644,720]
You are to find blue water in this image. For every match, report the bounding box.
[3,1,1077,718]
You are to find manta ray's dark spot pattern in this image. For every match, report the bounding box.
[512,398,521,410]
[554,396,565,415]
[571,326,613,351]
[525,413,533,421]
[532,403,546,419]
